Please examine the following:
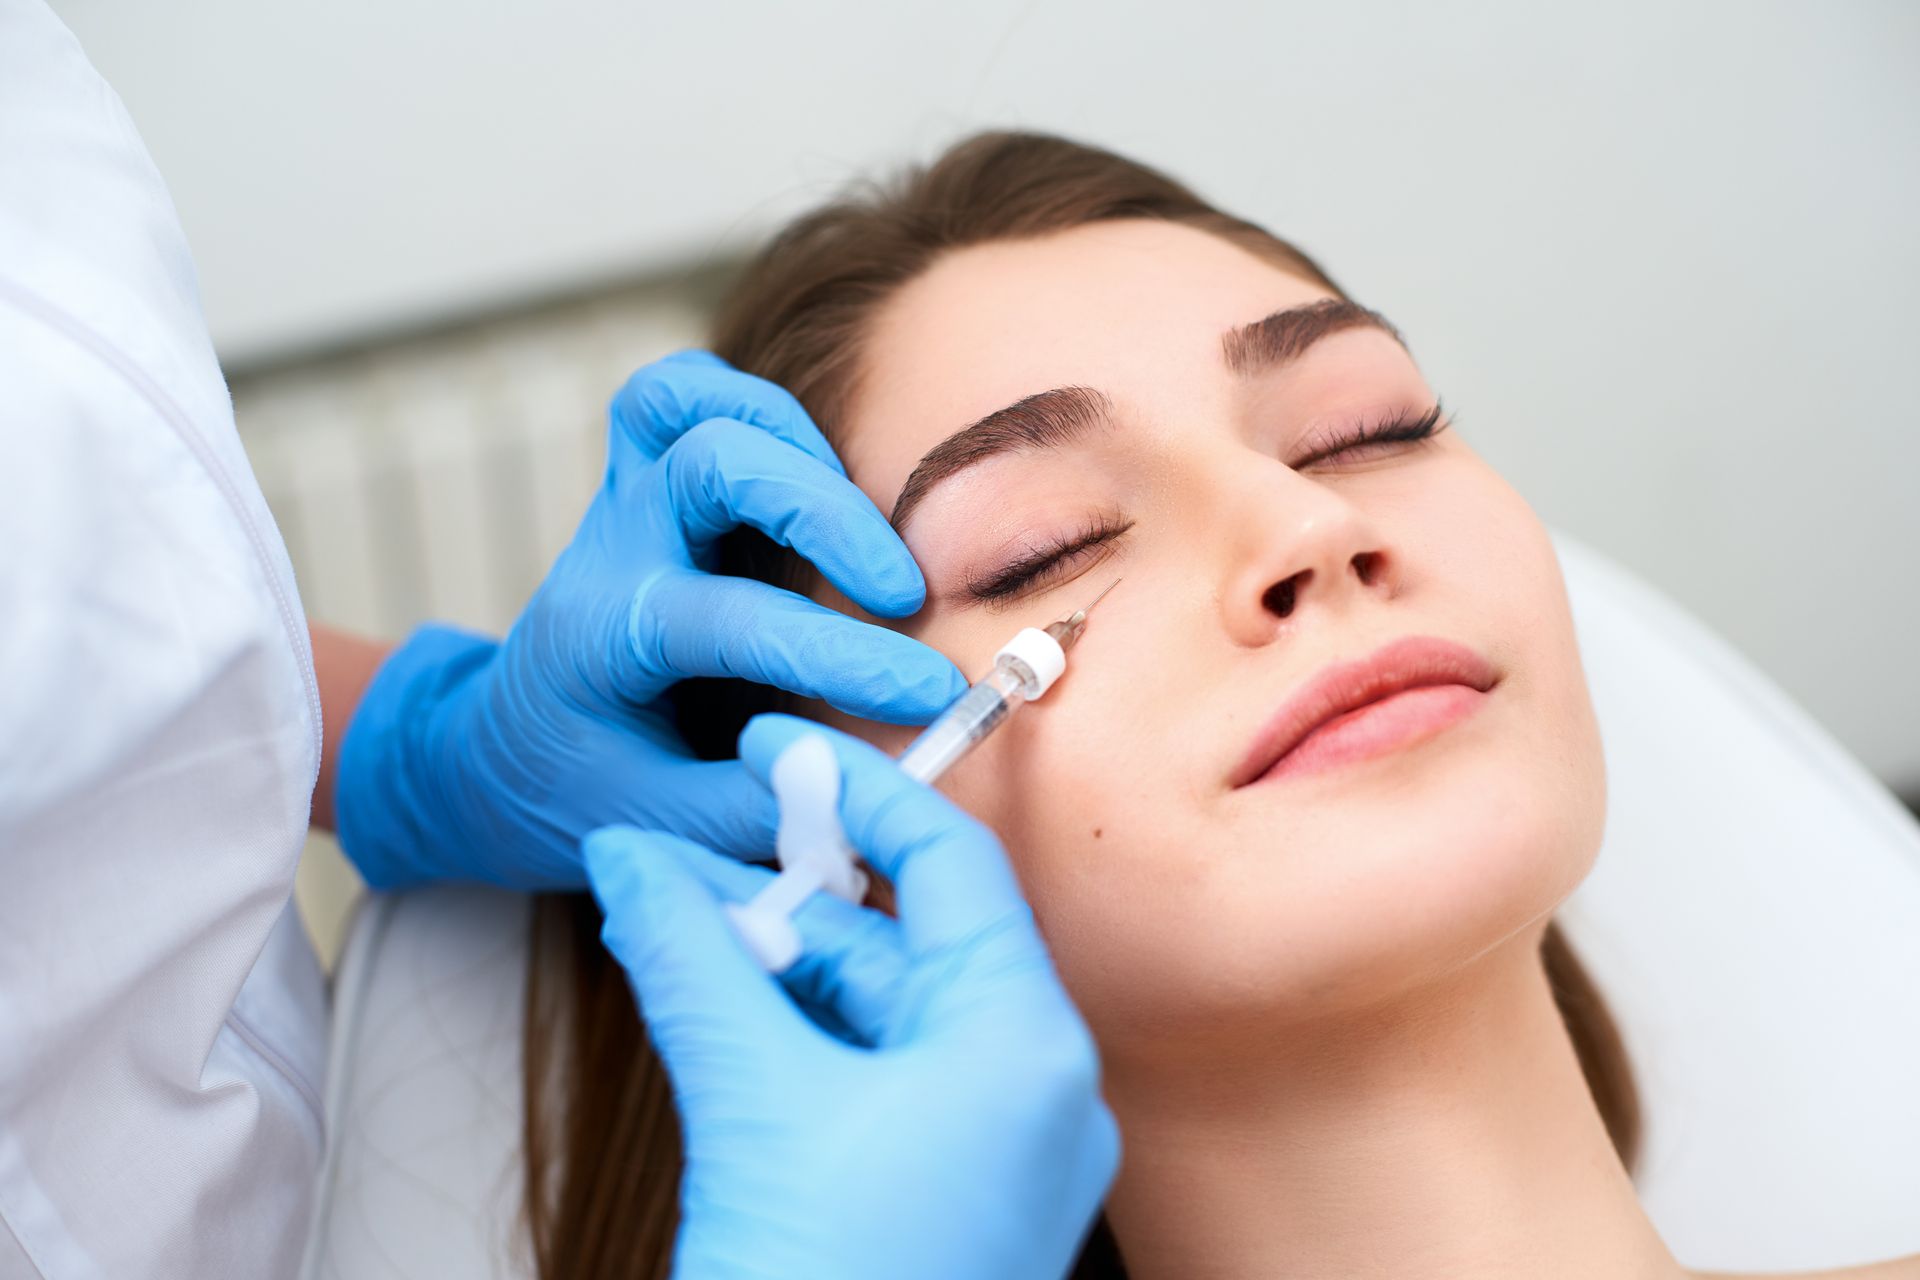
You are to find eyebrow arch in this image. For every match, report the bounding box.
[890,385,1114,530]
[1222,298,1407,377]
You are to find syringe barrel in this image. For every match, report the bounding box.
[897,660,1031,784]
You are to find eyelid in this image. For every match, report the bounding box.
[1292,401,1447,468]
[966,516,1133,606]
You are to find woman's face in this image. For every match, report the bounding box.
[811,220,1606,1061]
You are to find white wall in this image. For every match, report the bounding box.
[50,0,1920,789]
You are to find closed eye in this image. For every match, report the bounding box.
[957,402,1444,606]
[965,515,1134,605]
[1293,401,1448,469]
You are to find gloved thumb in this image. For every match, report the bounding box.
[582,825,808,1071]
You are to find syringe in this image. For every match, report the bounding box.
[727,578,1118,972]
[896,577,1120,784]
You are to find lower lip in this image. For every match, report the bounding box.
[1254,684,1489,784]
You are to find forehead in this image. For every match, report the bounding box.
[840,219,1339,509]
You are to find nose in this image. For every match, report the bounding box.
[1217,462,1399,647]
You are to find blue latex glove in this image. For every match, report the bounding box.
[335,351,968,890]
[584,713,1121,1280]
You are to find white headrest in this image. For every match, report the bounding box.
[1551,528,1920,1270]
[303,528,1920,1278]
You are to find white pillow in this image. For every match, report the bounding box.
[1553,528,1920,1271]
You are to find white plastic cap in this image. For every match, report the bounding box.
[771,734,867,902]
[995,626,1068,699]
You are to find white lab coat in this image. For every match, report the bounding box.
[0,2,330,1275]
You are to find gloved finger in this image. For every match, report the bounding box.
[737,716,1038,963]
[583,825,812,1069]
[779,904,911,1047]
[628,571,967,724]
[650,835,911,1048]
[658,417,923,618]
[635,757,778,862]
[609,349,840,473]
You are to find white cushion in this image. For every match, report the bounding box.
[303,527,1920,1277]
[1553,528,1920,1271]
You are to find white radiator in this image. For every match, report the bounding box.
[231,281,716,965]
[235,286,713,640]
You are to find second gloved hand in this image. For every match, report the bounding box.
[585,714,1120,1280]
[334,351,968,890]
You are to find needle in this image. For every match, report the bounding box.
[1078,577,1122,616]
[1047,578,1122,651]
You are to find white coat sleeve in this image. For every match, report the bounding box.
[0,2,329,1276]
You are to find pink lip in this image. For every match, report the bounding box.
[1230,635,1499,788]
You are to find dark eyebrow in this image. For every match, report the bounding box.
[1221,298,1407,376]
[889,385,1113,530]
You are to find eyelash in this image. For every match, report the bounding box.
[1294,400,1449,467]
[964,401,1450,604]
[967,513,1134,604]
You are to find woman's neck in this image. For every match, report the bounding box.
[1100,929,1687,1280]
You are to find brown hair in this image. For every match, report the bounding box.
[523,131,1641,1279]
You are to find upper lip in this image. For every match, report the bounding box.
[1230,634,1499,787]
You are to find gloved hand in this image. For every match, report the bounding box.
[584,713,1120,1280]
[334,351,968,890]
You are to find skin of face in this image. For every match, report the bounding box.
[809,218,1608,1074]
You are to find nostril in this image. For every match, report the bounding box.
[1354,552,1380,586]
[1262,574,1300,618]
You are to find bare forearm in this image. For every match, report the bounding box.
[309,624,395,832]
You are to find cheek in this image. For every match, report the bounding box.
[1467,471,1608,836]
[1397,471,1610,964]
[1515,521,1610,878]
[1407,456,1604,795]
[929,676,1214,1021]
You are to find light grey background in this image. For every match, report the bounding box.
[52,0,1920,795]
